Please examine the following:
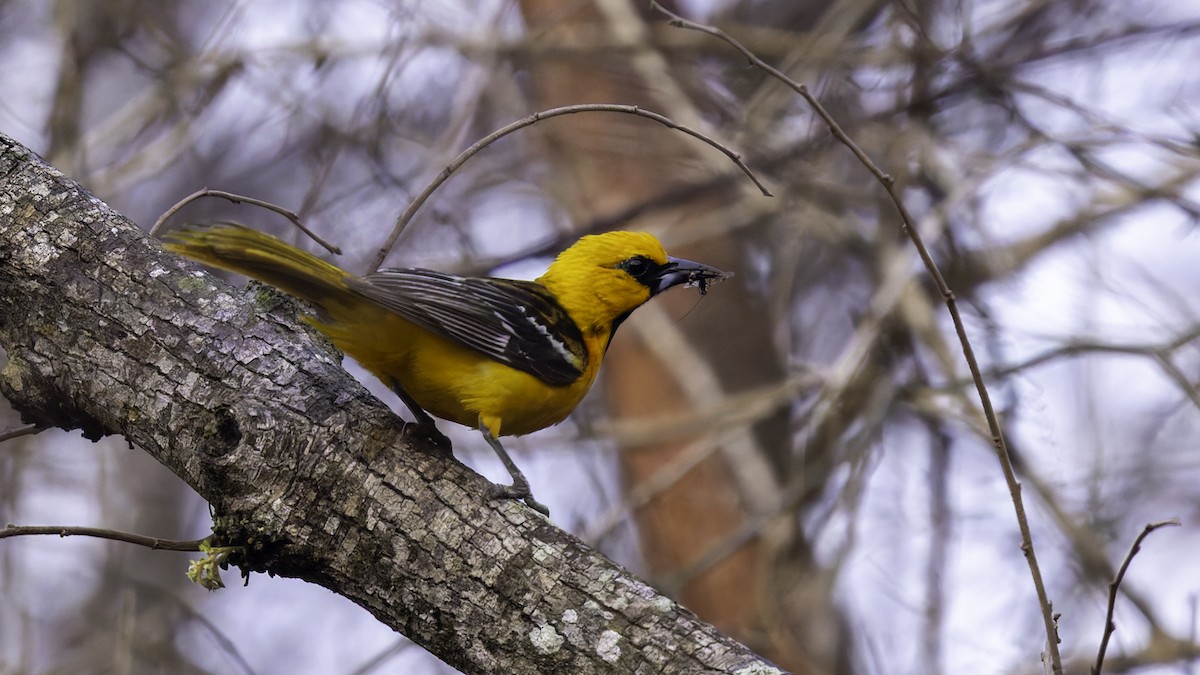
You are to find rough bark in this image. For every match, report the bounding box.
[0,133,786,675]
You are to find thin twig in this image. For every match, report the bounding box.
[0,423,38,443]
[150,188,341,254]
[367,103,773,272]
[1092,519,1182,675]
[652,2,1063,671]
[0,524,207,552]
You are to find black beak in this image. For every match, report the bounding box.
[649,256,733,296]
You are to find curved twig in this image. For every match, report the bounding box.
[651,2,1064,671]
[150,188,341,255]
[367,103,773,272]
[1093,519,1182,675]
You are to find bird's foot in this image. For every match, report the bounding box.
[403,421,452,453]
[486,478,550,517]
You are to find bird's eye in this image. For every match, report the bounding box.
[619,256,654,279]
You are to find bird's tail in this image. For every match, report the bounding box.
[162,224,355,311]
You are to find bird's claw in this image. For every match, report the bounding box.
[486,479,550,517]
[404,422,452,452]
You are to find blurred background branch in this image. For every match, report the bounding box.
[2,0,1199,673]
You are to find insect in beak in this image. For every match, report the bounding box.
[650,257,733,296]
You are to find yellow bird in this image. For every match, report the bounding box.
[163,225,730,515]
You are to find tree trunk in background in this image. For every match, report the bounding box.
[517,2,850,671]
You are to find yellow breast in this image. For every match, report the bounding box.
[313,307,602,437]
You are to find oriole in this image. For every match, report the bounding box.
[163,224,730,515]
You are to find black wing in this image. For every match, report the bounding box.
[347,269,587,387]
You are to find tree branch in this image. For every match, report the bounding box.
[0,423,38,442]
[369,103,772,272]
[0,525,206,551]
[1093,519,1181,675]
[652,4,1064,672]
[149,188,342,255]
[0,133,783,675]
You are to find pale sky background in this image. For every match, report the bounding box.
[2,1,1200,673]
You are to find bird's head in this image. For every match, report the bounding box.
[538,231,731,335]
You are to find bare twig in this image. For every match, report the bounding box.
[984,326,1200,381]
[652,2,1063,671]
[150,188,342,255]
[1093,519,1182,675]
[0,524,207,552]
[0,423,38,443]
[367,103,773,272]
[918,326,1200,415]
